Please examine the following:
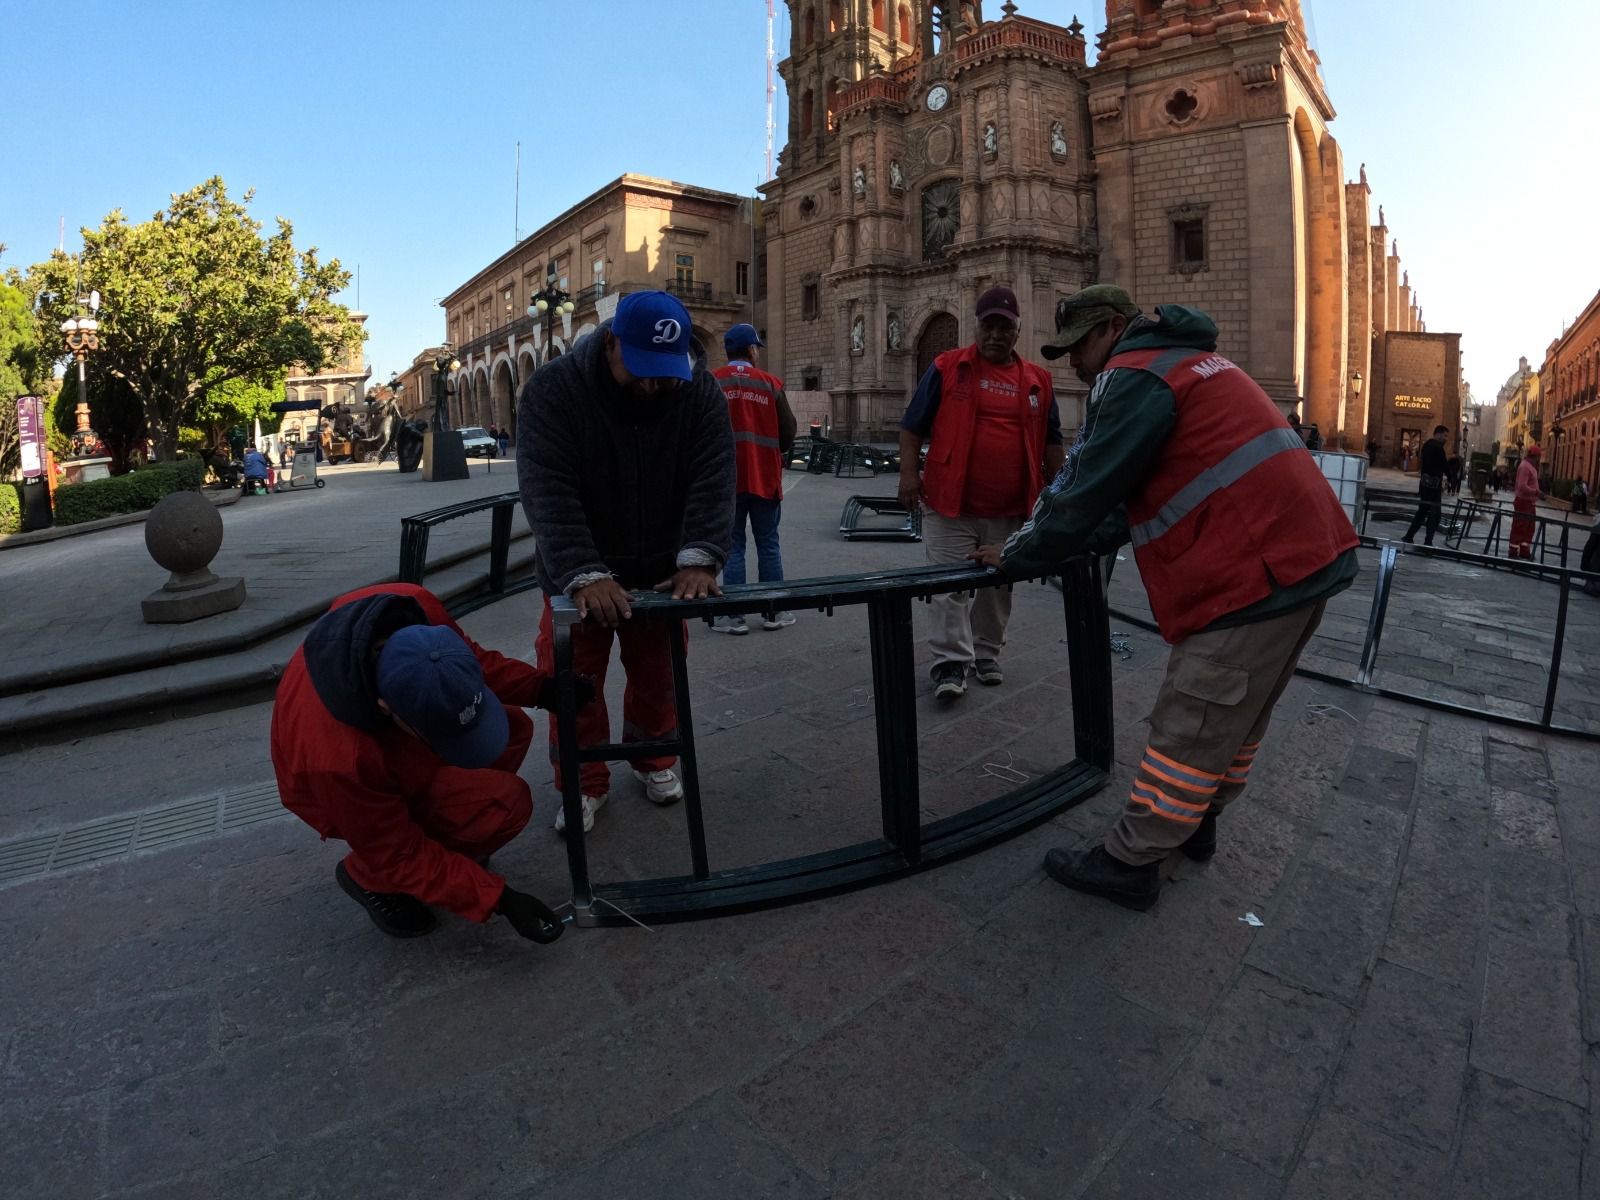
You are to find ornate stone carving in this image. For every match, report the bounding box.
[925,123,956,167]
[1050,120,1068,157]
[1238,61,1279,90]
[1089,92,1123,122]
[887,312,904,351]
[983,122,998,156]
[888,160,905,192]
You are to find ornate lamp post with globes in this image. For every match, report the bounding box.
[528,268,575,369]
[60,292,102,457]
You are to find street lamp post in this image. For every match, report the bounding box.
[60,295,102,457]
[1348,371,1362,453]
[528,270,576,369]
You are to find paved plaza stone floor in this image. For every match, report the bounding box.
[2,461,1599,1197]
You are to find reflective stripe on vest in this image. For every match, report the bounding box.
[1128,425,1306,547]
[733,431,781,448]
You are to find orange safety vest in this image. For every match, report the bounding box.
[921,343,1055,519]
[1113,346,1359,643]
[713,362,785,501]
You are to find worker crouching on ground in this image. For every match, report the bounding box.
[974,285,1360,910]
[270,582,591,943]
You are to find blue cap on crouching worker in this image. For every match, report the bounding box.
[612,291,695,382]
[376,624,509,769]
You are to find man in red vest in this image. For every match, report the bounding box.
[711,323,798,634]
[899,286,1066,699]
[975,284,1360,910]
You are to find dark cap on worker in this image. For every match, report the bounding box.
[975,286,1020,326]
[375,624,509,769]
[1040,284,1141,359]
[724,323,764,357]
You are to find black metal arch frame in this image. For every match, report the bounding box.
[551,558,1115,925]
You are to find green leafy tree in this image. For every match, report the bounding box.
[29,177,361,460]
[194,370,286,443]
[0,278,52,475]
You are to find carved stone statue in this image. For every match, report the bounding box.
[851,315,865,354]
[887,313,904,351]
[1050,121,1067,156]
[852,164,866,197]
[983,122,998,155]
[888,160,905,191]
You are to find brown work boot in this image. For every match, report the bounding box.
[1043,845,1160,911]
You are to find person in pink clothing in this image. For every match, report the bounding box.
[1510,445,1543,560]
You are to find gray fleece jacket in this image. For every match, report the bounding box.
[516,322,735,595]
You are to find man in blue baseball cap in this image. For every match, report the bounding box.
[518,291,735,835]
[271,582,592,944]
[711,323,797,634]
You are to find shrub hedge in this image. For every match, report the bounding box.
[52,458,206,526]
[0,480,22,536]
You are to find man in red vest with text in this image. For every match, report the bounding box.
[711,323,798,634]
[899,286,1066,699]
[975,285,1360,910]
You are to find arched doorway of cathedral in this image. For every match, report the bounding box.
[916,312,959,381]
[491,357,516,435]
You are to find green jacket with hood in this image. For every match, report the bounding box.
[1002,305,1356,631]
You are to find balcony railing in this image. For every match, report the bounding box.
[957,16,1086,66]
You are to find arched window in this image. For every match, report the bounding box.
[898,3,911,42]
[871,0,885,31]
[801,88,814,138]
[803,7,815,44]
[921,179,960,260]
[828,0,843,33]
[825,81,839,133]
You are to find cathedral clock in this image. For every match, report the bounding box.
[926,84,951,112]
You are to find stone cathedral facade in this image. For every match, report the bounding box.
[761,0,1451,454]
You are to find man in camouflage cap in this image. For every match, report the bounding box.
[971,283,1359,910]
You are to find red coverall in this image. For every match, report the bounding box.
[270,583,546,921]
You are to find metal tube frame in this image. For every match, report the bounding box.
[1107,534,1599,743]
[550,558,1114,926]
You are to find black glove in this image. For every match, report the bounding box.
[536,673,596,711]
[497,886,564,944]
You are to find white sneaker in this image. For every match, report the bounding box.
[632,767,684,805]
[711,616,749,635]
[553,793,605,834]
[762,611,797,630]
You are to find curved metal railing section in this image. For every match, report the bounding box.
[550,558,1114,925]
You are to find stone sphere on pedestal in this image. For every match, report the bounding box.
[145,490,223,588]
[141,490,247,623]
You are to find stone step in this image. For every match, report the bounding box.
[0,543,540,749]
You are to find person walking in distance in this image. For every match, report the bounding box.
[974,284,1359,911]
[710,323,798,635]
[898,285,1066,699]
[517,291,735,835]
[1509,445,1543,560]
[1402,425,1449,545]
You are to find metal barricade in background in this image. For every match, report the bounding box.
[550,558,1115,925]
[398,492,532,615]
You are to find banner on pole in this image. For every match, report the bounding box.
[16,396,44,480]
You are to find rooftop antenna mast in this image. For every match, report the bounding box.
[765,0,776,180]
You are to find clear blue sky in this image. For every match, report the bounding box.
[3,0,1595,404]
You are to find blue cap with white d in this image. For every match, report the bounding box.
[724,323,764,357]
[612,291,695,382]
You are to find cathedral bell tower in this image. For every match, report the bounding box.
[1088,0,1355,433]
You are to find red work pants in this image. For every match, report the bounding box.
[1509,499,1537,559]
[342,707,534,891]
[535,596,679,797]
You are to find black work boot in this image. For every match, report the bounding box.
[1180,810,1218,862]
[335,861,437,938]
[1043,845,1161,911]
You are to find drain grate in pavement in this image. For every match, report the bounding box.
[0,780,287,887]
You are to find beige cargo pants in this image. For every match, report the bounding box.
[922,511,1025,674]
[1105,601,1327,865]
